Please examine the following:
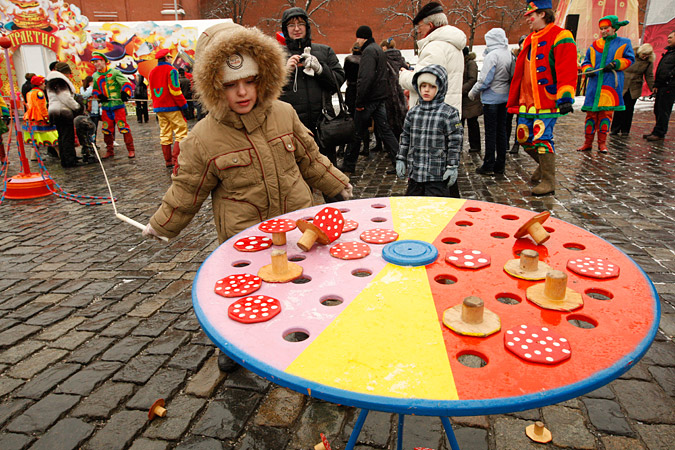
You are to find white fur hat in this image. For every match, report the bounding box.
[221,52,259,84]
[417,72,437,89]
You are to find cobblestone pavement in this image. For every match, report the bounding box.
[0,108,673,450]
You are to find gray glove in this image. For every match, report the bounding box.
[302,47,322,76]
[443,165,458,187]
[396,160,406,179]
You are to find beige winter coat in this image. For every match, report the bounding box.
[623,45,655,99]
[150,23,349,244]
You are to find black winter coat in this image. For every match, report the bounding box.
[384,49,409,72]
[654,45,675,89]
[356,40,388,107]
[344,53,361,114]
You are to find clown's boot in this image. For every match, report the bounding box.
[161,144,173,167]
[576,133,594,151]
[102,134,115,159]
[124,133,135,158]
[523,146,541,183]
[171,141,181,167]
[532,153,555,196]
[597,129,609,153]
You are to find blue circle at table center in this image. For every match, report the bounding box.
[382,240,439,267]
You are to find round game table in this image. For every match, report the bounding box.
[193,197,660,450]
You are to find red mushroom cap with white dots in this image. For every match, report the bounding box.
[312,207,345,243]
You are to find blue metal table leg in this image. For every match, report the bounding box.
[397,414,404,450]
[441,416,461,450]
[345,409,369,450]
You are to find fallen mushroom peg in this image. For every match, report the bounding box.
[258,218,297,246]
[314,433,332,450]
[526,421,552,443]
[296,207,345,252]
[514,211,551,245]
[148,398,167,420]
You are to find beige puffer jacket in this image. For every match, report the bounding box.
[149,23,349,244]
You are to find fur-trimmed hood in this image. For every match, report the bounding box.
[193,22,288,122]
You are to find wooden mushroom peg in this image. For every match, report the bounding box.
[314,433,333,450]
[258,248,303,283]
[527,270,583,311]
[296,207,345,252]
[258,218,297,246]
[148,398,167,421]
[514,211,551,245]
[526,421,552,443]
[443,296,501,337]
[504,249,552,280]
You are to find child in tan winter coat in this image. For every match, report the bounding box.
[143,22,352,244]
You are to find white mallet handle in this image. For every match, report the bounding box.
[116,213,169,242]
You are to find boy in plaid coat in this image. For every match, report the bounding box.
[396,64,462,197]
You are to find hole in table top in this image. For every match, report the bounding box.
[435,274,457,285]
[291,275,312,284]
[502,214,519,221]
[339,208,350,213]
[351,269,372,278]
[456,221,473,227]
[544,226,555,233]
[232,260,251,268]
[283,329,310,342]
[371,203,386,209]
[320,296,344,306]
[491,231,509,239]
[288,254,306,262]
[441,237,461,245]
[496,293,522,305]
[457,351,488,368]
[585,288,613,301]
[371,217,387,223]
[466,207,481,212]
[301,216,313,222]
[563,243,586,251]
[567,314,598,329]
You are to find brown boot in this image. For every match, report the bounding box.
[532,153,555,196]
[102,134,115,159]
[576,133,594,151]
[597,129,609,153]
[171,141,181,167]
[161,144,173,167]
[124,133,135,158]
[0,143,5,162]
[523,146,541,183]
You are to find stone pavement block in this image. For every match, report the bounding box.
[341,409,392,448]
[128,438,170,450]
[101,335,152,362]
[160,296,193,314]
[78,299,115,318]
[128,298,170,318]
[397,415,443,450]
[0,323,41,348]
[7,348,68,379]
[84,409,148,450]
[28,417,95,450]
[56,360,122,395]
[175,436,224,450]
[72,381,135,419]
[613,379,675,424]
[14,363,81,399]
[131,312,177,337]
[37,316,86,341]
[619,360,653,380]
[454,427,489,450]
[582,385,615,399]
[108,293,148,315]
[146,330,191,355]
[6,393,80,433]
[659,312,675,338]
[168,344,213,371]
[7,301,51,321]
[0,340,44,364]
[492,416,543,450]
[52,279,98,294]
[0,293,39,311]
[113,354,170,384]
[31,278,69,293]
[635,424,675,450]
[288,400,347,450]
[542,405,596,449]
[0,376,25,398]
[33,293,69,305]
[451,415,490,429]
[600,435,646,450]
[76,311,118,331]
[173,314,201,332]
[126,369,187,410]
[642,341,675,367]
[138,279,173,294]
[67,336,114,364]
[648,366,675,397]
[143,395,206,440]
[156,279,192,299]
[191,389,263,440]
[100,316,141,337]
[234,425,290,450]
[222,367,270,392]
[0,433,33,450]
[25,307,75,327]
[49,330,94,350]
[185,355,225,398]
[582,398,634,436]
[0,398,32,428]
[102,279,147,300]
[0,318,19,332]
[254,387,306,427]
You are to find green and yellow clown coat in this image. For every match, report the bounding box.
[581,35,634,112]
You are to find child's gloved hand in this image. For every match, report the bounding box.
[142,223,163,241]
[339,183,353,200]
[558,103,573,115]
[396,160,406,179]
[443,165,458,187]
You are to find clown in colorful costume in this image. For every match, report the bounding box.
[22,76,58,160]
[577,15,634,153]
[507,0,577,196]
[91,51,136,159]
[148,48,188,170]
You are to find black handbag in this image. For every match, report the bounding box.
[316,69,355,149]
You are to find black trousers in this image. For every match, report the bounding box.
[463,116,481,150]
[482,103,508,172]
[135,100,148,123]
[344,101,398,172]
[611,92,638,134]
[405,178,460,198]
[651,87,675,138]
[49,109,77,167]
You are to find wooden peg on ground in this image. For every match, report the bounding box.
[504,249,552,280]
[443,296,501,337]
[148,398,167,420]
[514,211,551,244]
[314,433,333,450]
[526,421,552,443]
[527,270,583,311]
[258,248,303,283]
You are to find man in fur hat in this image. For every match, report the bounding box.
[399,1,466,110]
[577,15,634,152]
